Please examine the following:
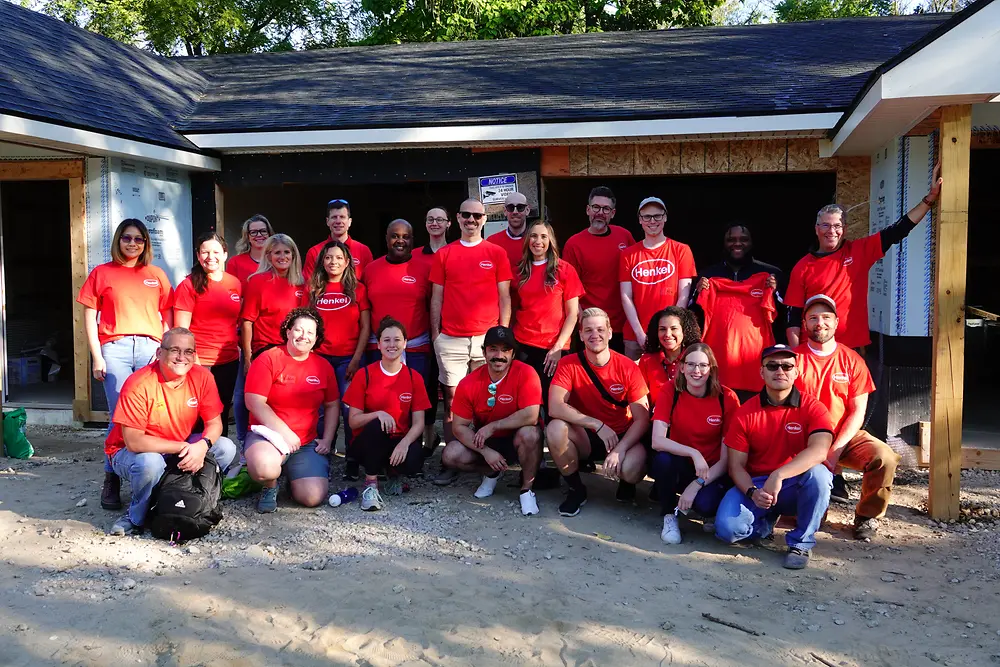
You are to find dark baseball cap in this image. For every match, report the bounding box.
[761,344,797,363]
[483,326,516,349]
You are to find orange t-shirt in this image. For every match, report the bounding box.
[362,256,432,350]
[451,361,542,437]
[342,362,431,438]
[794,343,876,433]
[429,240,514,338]
[618,238,697,341]
[551,350,648,434]
[562,226,635,332]
[225,253,260,291]
[653,383,741,466]
[487,228,526,271]
[77,262,173,345]
[173,274,242,366]
[245,347,339,444]
[637,352,681,410]
[303,237,374,280]
[104,363,223,458]
[300,281,370,357]
[512,260,585,350]
[241,273,304,353]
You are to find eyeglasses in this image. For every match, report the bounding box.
[816,223,844,232]
[505,203,528,213]
[248,229,269,237]
[163,346,196,358]
[120,234,146,245]
[684,362,710,371]
[328,198,349,206]
[486,380,500,407]
[458,211,486,220]
[764,362,795,372]
[589,204,613,214]
[639,213,666,223]
[426,216,449,224]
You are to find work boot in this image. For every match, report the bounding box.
[830,474,852,504]
[101,472,122,510]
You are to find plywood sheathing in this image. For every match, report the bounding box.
[568,146,589,176]
[834,156,872,241]
[633,143,681,175]
[588,145,634,176]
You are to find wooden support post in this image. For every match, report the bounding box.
[928,105,971,520]
[68,174,91,423]
[214,183,224,236]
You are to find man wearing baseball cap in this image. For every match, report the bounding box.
[439,326,544,516]
[715,343,836,569]
[794,295,900,542]
[619,197,696,360]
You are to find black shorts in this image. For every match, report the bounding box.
[485,435,520,465]
[584,428,652,463]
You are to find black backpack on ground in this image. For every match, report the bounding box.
[148,453,223,542]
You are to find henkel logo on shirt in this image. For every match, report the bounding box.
[631,259,675,285]
[316,293,351,311]
[497,394,514,404]
[186,397,198,408]
[399,392,413,403]
[750,289,764,298]
[479,260,494,270]
[294,290,304,299]
[842,256,854,267]
[618,243,628,251]
[229,292,241,302]
[143,279,160,287]
[785,422,803,434]
[707,415,723,426]
[352,257,361,266]
[305,376,321,385]
[832,372,850,383]
[609,383,625,394]
[401,275,416,284]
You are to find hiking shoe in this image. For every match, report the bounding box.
[559,487,588,517]
[474,473,501,499]
[110,515,140,536]
[361,485,384,512]
[783,547,811,569]
[519,490,539,516]
[853,516,879,542]
[615,481,637,503]
[101,472,122,510]
[660,515,682,544]
[256,486,279,513]
[831,474,852,504]
[433,467,460,486]
[343,459,360,482]
[384,477,404,497]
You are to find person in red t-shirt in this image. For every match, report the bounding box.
[636,306,701,411]
[487,192,531,269]
[650,343,741,544]
[303,199,374,279]
[562,186,634,354]
[226,214,273,291]
[343,317,431,512]
[78,219,174,512]
[547,307,651,517]
[511,220,584,410]
[715,344,835,570]
[174,233,242,438]
[785,165,943,348]
[619,197,696,360]
[240,234,306,363]
[105,328,238,536]
[794,295,899,542]
[244,308,340,512]
[441,326,544,516]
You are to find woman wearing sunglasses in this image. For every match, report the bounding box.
[637,306,701,411]
[227,214,272,291]
[650,342,741,544]
[78,218,174,511]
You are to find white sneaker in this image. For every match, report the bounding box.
[361,485,384,512]
[474,474,501,499]
[661,515,682,544]
[519,490,539,516]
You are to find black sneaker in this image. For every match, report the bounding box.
[853,515,879,542]
[101,472,122,510]
[830,474,851,504]
[559,487,588,517]
[615,481,636,503]
[343,459,360,482]
[580,459,597,474]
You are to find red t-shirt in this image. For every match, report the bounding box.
[794,343,876,434]
[77,262,173,345]
[785,234,884,348]
[637,352,680,410]
[724,389,835,477]
[551,351,649,434]
[225,252,260,291]
[562,225,635,332]
[429,240,514,337]
[697,274,777,392]
[451,360,542,437]
[653,383,742,466]
[173,274,242,366]
[104,363,223,458]
[303,237,374,280]
[512,260,585,350]
[618,238,697,341]
[245,347,339,444]
[300,281,370,357]
[241,273,304,353]
[362,256,432,350]
[342,362,431,438]
[487,228,526,270]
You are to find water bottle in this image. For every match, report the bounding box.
[328,487,359,507]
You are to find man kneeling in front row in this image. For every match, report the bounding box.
[440,326,544,516]
[105,328,238,535]
[715,344,835,569]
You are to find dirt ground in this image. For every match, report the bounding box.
[1,425,999,667]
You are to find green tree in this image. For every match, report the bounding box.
[772,0,895,22]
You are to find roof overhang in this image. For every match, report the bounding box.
[0,113,221,171]
[824,0,1000,156]
[182,112,843,154]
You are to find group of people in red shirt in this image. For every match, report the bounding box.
[80,166,942,567]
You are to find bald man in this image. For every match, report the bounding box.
[487,192,531,269]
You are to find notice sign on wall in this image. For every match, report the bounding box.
[479,174,518,204]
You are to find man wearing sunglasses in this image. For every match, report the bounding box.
[793,295,899,542]
[440,326,543,515]
[487,192,532,269]
[104,328,238,536]
[303,199,374,279]
[430,198,514,485]
[715,344,835,569]
[619,197,696,360]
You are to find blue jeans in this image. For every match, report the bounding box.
[233,351,249,444]
[649,451,732,517]
[110,434,238,526]
[320,354,355,448]
[714,464,833,552]
[101,335,159,471]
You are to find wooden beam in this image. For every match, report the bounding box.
[540,147,570,177]
[928,105,972,520]
[0,160,84,181]
[68,176,91,423]
[962,448,1000,470]
[214,183,225,236]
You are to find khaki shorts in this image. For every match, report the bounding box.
[434,332,486,387]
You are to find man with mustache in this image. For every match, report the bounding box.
[303,199,374,279]
[440,326,543,516]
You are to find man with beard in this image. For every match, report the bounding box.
[303,199,374,279]
[563,186,635,354]
[487,192,531,269]
[440,326,543,515]
[692,224,783,303]
[793,295,899,542]
[547,308,651,516]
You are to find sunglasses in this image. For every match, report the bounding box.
[248,229,269,237]
[764,362,795,372]
[458,211,486,220]
[328,198,349,206]
[486,380,501,408]
[504,203,528,213]
[120,234,146,244]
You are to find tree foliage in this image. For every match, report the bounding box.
[772,0,896,22]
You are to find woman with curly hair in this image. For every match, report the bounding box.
[637,306,701,410]
[244,308,340,513]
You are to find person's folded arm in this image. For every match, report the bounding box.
[547,385,602,431]
[122,425,184,455]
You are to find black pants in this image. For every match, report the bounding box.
[209,360,239,438]
[516,345,556,412]
[348,419,423,477]
[650,452,732,517]
[425,350,441,429]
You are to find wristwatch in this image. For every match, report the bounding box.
[695,477,707,487]
[922,195,935,207]
[202,437,213,449]
[745,485,758,500]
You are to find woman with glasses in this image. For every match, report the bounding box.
[637,306,701,411]
[78,218,174,511]
[241,234,305,368]
[174,233,242,437]
[650,342,740,544]
[227,214,273,291]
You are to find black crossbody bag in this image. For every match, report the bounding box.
[577,351,629,409]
